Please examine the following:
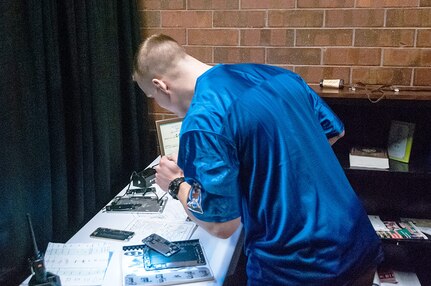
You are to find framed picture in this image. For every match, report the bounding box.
[155,117,183,156]
[387,120,415,163]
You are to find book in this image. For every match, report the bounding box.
[377,268,397,284]
[387,120,415,163]
[372,269,422,286]
[368,215,428,240]
[401,218,431,236]
[349,147,389,169]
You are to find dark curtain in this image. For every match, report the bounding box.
[0,1,151,284]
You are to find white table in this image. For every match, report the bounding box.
[22,157,243,286]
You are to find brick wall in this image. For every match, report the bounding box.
[136,0,431,153]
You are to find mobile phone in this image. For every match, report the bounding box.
[90,227,135,241]
[142,233,181,257]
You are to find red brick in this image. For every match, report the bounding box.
[188,0,239,10]
[240,29,294,46]
[214,47,265,63]
[295,66,350,84]
[355,29,415,47]
[324,48,381,65]
[417,30,431,47]
[141,29,186,45]
[356,0,419,7]
[296,29,352,46]
[383,49,431,67]
[137,0,186,10]
[161,11,212,28]
[326,9,384,27]
[298,0,354,8]
[241,0,295,9]
[214,11,266,28]
[185,46,213,63]
[414,68,431,85]
[138,11,160,27]
[267,48,321,65]
[421,0,431,7]
[352,68,412,85]
[268,10,323,27]
[280,65,295,71]
[387,9,431,27]
[188,29,239,46]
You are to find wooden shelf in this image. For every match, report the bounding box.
[321,91,431,286]
[335,152,431,177]
[311,85,431,101]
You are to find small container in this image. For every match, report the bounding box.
[319,79,344,89]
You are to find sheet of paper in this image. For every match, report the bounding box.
[157,119,182,156]
[44,242,111,286]
[125,217,197,241]
[380,271,422,286]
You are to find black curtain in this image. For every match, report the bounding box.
[0,1,151,284]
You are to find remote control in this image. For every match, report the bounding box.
[142,233,181,257]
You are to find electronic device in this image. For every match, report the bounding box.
[105,194,167,213]
[26,213,62,286]
[122,239,213,285]
[132,168,156,189]
[123,239,207,271]
[143,239,207,271]
[90,227,135,241]
[141,233,181,257]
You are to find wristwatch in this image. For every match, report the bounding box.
[168,177,185,200]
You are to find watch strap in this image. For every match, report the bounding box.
[168,177,185,200]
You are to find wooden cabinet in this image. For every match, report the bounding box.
[314,86,431,286]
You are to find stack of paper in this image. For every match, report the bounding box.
[44,242,112,286]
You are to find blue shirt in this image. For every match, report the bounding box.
[177,64,383,285]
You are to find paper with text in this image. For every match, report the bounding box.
[44,242,111,285]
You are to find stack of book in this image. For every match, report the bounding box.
[349,147,390,169]
[368,215,429,240]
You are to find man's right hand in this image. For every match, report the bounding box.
[154,154,184,192]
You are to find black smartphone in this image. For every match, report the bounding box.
[142,233,181,257]
[90,227,135,241]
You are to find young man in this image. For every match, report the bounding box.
[133,34,383,286]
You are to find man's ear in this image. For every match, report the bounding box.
[152,79,169,94]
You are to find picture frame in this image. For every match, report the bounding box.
[387,120,415,163]
[155,117,183,156]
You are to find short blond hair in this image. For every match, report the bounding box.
[133,34,186,80]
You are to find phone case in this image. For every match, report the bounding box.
[90,227,135,241]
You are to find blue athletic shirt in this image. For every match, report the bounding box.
[177,64,383,286]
